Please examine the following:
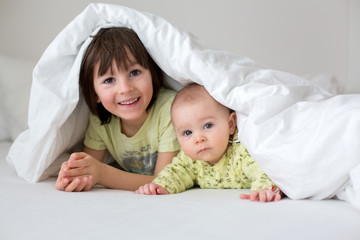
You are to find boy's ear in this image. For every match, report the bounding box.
[228,111,237,135]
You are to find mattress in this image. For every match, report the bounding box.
[1,141,360,240]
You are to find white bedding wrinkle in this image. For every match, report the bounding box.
[6,3,360,210]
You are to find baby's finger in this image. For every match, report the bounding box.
[135,186,145,194]
[239,194,250,200]
[143,184,152,195]
[149,183,158,195]
[274,193,282,201]
[266,190,275,202]
[258,191,266,203]
[156,187,169,195]
[249,191,259,201]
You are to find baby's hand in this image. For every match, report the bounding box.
[135,183,169,195]
[239,188,282,203]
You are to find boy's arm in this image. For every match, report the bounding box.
[57,147,156,191]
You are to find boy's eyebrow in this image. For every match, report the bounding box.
[123,60,140,70]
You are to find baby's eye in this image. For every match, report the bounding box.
[183,130,192,136]
[104,77,115,84]
[204,123,213,129]
[129,69,141,77]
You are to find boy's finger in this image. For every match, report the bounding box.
[69,152,88,160]
[67,159,89,168]
[83,176,93,191]
[64,178,81,192]
[74,177,88,192]
[63,167,86,177]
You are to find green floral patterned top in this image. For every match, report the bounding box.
[153,132,276,194]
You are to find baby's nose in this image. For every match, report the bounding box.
[195,134,207,144]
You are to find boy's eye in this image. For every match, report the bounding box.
[104,77,115,84]
[129,69,141,77]
[183,130,192,136]
[204,123,213,129]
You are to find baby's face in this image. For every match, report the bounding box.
[172,97,236,164]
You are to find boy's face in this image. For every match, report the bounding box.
[93,53,153,129]
[172,96,236,165]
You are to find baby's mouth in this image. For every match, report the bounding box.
[198,147,209,153]
[119,97,139,105]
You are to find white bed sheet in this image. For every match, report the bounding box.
[1,141,360,240]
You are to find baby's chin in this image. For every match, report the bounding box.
[194,156,221,165]
[204,159,221,165]
[187,151,222,165]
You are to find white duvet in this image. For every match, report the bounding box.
[7,3,360,209]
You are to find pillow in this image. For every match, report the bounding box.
[0,55,35,141]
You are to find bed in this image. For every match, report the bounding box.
[1,3,360,239]
[1,141,360,239]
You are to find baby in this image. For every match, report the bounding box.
[136,83,281,202]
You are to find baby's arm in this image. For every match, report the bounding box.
[238,146,282,202]
[134,151,177,195]
[135,183,169,195]
[137,151,196,194]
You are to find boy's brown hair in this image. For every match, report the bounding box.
[79,27,163,124]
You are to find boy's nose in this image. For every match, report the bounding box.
[117,79,132,94]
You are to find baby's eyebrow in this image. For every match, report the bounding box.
[175,127,188,133]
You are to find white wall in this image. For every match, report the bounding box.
[0,0,358,92]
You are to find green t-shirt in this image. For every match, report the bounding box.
[84,88,180,175]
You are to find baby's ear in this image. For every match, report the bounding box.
[228,111,237,134]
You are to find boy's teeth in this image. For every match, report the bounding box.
[120,98,138,105]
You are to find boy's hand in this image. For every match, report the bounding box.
[55,152,101,192]
[239,188,282,202]
[135,183,169,195]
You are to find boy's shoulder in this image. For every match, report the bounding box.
[156,87,177,104]
[153,88,178,113]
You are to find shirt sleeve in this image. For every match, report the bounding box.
[239,145,276,191]
[153,151,196,193]
[157,92,180,153]
[83,113,107,150]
